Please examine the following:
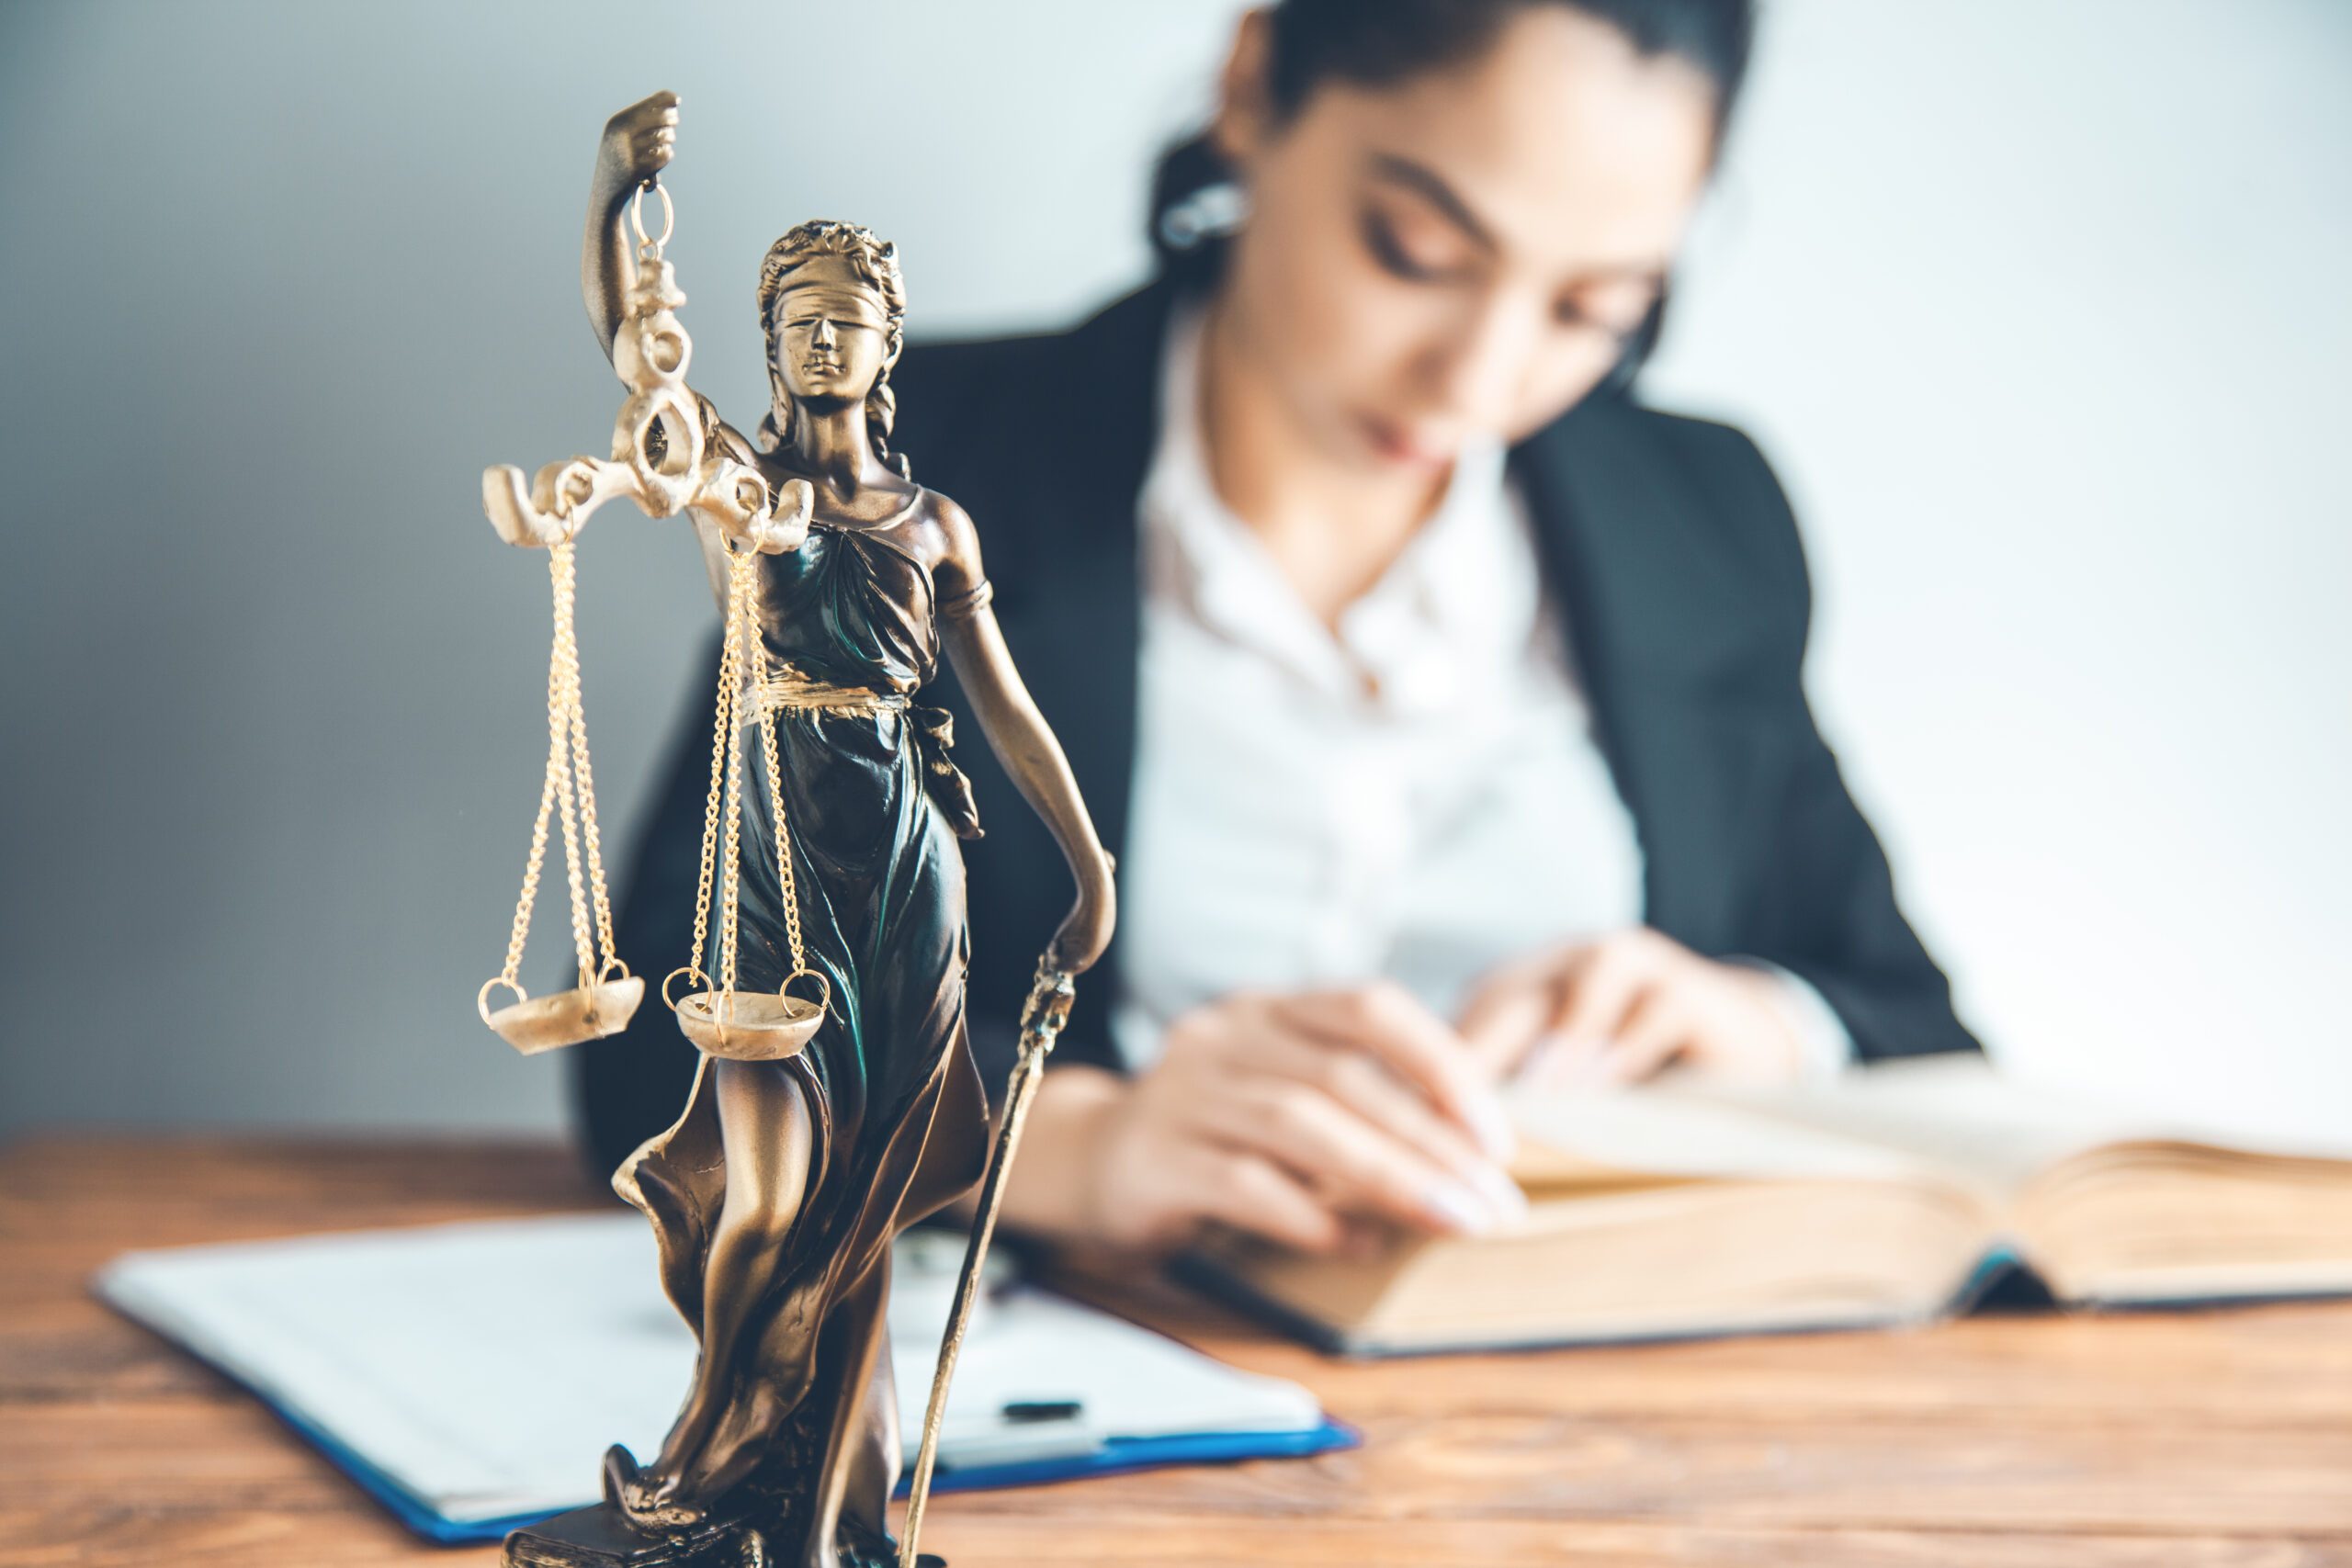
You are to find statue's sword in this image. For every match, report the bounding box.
[897,958,1078,1568]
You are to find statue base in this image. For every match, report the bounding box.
[502,1504,753,1568]
[501,1503,945,1568]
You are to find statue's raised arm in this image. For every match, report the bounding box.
[579,91,761,464]
[582,91,676,366]
[481,95,807,554]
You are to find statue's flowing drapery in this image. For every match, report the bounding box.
[613,505,989,1550]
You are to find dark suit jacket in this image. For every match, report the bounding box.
[572,277,1980,1179]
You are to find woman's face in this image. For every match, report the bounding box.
[1214,6,1719,476]
[770,263,899,407]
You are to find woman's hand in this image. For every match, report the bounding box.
[1046,850,1117,976]
[1456,928,1809,1089]
[1009,985,1522,1256]
[594,90,680,205]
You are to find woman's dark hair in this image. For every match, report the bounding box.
[1149,0,1755,391]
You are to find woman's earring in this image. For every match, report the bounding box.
[1158,181,1250,251]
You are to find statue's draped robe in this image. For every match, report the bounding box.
[613,507,989,1528]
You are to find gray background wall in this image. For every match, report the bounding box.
[2,1,2345,1142]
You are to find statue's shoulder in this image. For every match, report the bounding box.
[911,484,977,551]
[910,486,988,601]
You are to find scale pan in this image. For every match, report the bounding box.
[483,976,645,1055]
[675,989,824,1060]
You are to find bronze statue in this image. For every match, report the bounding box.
[476,90,1116,1568]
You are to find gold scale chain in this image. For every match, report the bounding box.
[497,540,620,990]
[684,549,811,1001]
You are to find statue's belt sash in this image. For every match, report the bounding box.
[742,669,983,841]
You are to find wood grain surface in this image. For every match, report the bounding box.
[3,1136,2346,1567]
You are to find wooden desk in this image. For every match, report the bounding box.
[4,1137,2346,1567]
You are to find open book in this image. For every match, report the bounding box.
[1183,1055,2352,1355]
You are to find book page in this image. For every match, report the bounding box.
[1512,1057,2226,1201]
[1663,1055,2352,1194]
[1507,1085,1950,1190]
[1663,1055,2130,1200]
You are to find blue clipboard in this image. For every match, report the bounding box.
[107,1286,1357,1546]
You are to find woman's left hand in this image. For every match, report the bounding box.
[1046,850,1117,976]
[1455,928,1806,1089]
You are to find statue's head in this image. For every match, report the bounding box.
[755,220,908,471]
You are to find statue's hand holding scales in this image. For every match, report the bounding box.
[482,94,810,558]
[472,92,813,1058]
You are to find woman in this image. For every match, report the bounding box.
[582,0,1975,1271]
[573,119,1116,1564]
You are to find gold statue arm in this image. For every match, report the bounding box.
[485,103,806,558]
[583,91,677,367]
[565,91,772,525]
[578,95,761,458]
[942,605,1116,974]
[933,505,1115,975]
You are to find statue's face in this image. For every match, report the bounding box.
[770,261,898,408]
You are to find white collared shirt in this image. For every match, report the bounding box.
[1109,302,1849,1078]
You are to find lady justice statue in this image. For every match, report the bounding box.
[474,91,1116,1568]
